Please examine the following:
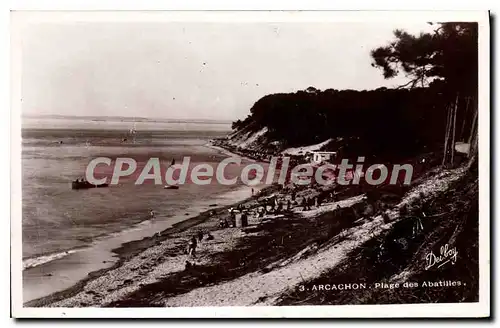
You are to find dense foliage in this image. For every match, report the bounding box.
[371,23,478,99]
[244,87,448,158]
[232,23,478,160]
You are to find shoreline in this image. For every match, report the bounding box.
[25,139,472,308]
[25,140,273,307]
[204,140,258,163]
[26,183,280,307]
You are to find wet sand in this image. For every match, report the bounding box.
[24,185,266,303]
[25,187,276,307]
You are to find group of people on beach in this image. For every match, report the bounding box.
[219,188,339,225]
[182,184,344,270]
[184,231,213,270]
[299,196,321,211]
[186,230,214,258]
[259,189,339,214]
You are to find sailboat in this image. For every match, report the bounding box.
[164,158,179,189]
[129,122,137,135]
[128,121,137,143]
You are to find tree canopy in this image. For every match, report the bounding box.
[371,23,478,99]
[232,23,478,161]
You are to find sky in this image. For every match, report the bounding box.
[19,20,435,121]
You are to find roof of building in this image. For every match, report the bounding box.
[311,151,337,154]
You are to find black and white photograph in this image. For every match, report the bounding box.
[10,10,490,318]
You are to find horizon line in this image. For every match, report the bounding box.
[22,113,234,124]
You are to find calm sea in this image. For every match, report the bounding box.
[21,116,263,301]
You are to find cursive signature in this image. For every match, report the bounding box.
[425,243,458,270]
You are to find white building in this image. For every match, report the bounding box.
[310,151,337,164]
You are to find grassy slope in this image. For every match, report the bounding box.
[278,169,479,305]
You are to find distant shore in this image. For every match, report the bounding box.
[22,114,234,125]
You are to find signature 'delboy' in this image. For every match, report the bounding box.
[425,243,458,270]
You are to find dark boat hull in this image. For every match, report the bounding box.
[164,185,179,190]
[72,181,109,190]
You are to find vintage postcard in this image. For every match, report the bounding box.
[11,11,490,318]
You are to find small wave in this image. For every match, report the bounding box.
[23,249,79,270]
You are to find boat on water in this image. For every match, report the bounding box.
[129,125,137,136]
[163,159,179,190]
[71,180,109,190]
[120,121,137,143]
[164,185,179,190]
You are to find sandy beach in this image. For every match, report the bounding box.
[24,139,275,307]
[24,137,476,308]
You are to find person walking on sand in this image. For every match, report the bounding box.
[187,235,198,257]
[150,209,155,219]
[276,201,282,214]
[219,217,228,228]
[302,197,307,211]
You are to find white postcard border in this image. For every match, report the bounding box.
[10,10,490,318]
